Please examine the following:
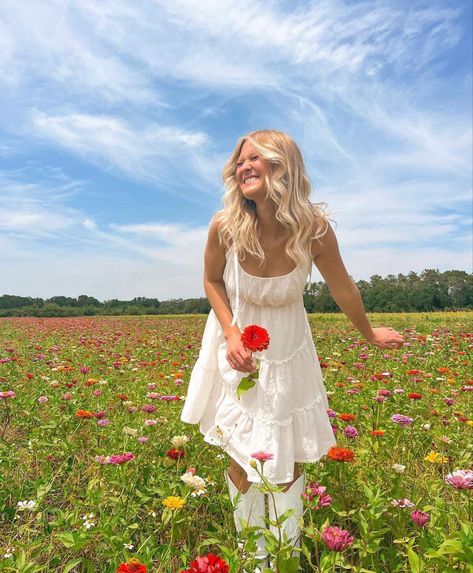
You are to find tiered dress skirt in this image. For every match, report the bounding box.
[180,246,336,484]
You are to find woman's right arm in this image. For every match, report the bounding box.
[203,214,255,373]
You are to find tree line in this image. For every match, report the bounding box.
[0,269,471,317]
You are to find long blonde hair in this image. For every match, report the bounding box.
[218,129,332,272]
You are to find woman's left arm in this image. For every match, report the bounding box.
[311,221,404,350]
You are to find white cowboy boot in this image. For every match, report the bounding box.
[267,473,305,562]
[224,470,268,570]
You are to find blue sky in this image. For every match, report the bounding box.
[0,0,471,301]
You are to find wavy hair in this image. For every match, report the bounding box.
[218,129,332,272]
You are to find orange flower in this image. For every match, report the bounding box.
[437,367,451,374]
[335,382,346,388]
[327,447,355,462]
[338,413,356,422]
[116,393,129,401]
[75,410,95,419]
[370,429,385,436]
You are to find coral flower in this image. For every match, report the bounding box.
[117,558,147,573]
[370,429,385,436]
[408,393,423,400]
[75,410,95,419]
[321,525,354,552]
[250,451,274,462]
[241,325,270,352]
[327,447,355,462]
[338,413,356,422]
[181,553,229,573]
[162,496,186,510]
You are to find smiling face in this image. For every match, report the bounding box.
[235,140,270,200]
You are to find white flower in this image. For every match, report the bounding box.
[99,379,108,385]
[171,435,190,448]
[392,463,406,474]
[81,513,95,520]
[3,547,14,558]
[422,423,431,430]
[123,426,138,436]
[17,500,37,510]
[124,542,134,550]
[181,472,206,491]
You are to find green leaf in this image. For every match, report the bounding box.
[407,548,422,573]
[63,559,83,573]
[236,376,256,399]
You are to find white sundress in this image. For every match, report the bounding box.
[180,245,336,484]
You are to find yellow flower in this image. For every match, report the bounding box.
[424,451,448,464]
[162,496,185,510]
[467,421,473,427]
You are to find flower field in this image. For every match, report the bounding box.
[0,312,472,572]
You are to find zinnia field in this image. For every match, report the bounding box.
[0,312,472,572]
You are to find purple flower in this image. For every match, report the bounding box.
[343,426,358,439]
[326,408,337,419]
[141,404,156,413]
[302,483,332,509]
[97,419,110,427]
[391,414,414,426]
[411,510,430,527]
[321,525,354,552]
[444,469,473,489]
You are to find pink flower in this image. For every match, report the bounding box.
[444,469,473,489]
[326,409,337,418]
[95,452,135,465]
[138,436,149,443]
[0,391,16,399]
[38,396,48,404]
[141,404,156,413]
[97,419,110,427]
[411,510,430,527]
[302,483,332,509]
[80,367,90,374]
[391,498,414,508]
[146,393,160,400]
[250,451,274,462]
[61,393,73,400]
[148,383,157,390]
[444,398,455,405]
[321,525,354,552]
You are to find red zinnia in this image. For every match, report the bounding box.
[166,448,185,460]
[408,393,423,400]
[370,429,385,436]
[241,325,270,352]
[117,558,147,573]
[181,553,229,573]
[327,447,355,462]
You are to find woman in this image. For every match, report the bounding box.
[181,130,404,567]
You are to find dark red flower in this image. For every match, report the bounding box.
[166,448,185,460]
[117,558,147,573]
[241,325,270,352]
[181,554,229,573]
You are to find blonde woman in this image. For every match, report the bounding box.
[181,130,403,568]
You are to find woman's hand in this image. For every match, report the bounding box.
[226,332,255,373]
[367,327,404,350]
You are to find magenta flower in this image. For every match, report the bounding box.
[411,510,430,527]
[95,452,135,465]
[321,525,354,552]
[80,367,90,374]
[391,414,414,426]
[444,398,455,406]
[444,469,473,489]
[141,404,157,413]
[302,483,332,509]
[343,426,358,439]
[250,451,274,462]
[326,409,337,418]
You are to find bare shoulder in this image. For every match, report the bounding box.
[310,214,332,261]
[207,210,225,246]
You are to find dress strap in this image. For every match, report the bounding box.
[230,247,240,327]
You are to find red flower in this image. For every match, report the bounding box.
[327,447,355,462]
[117,558,147,573]
[167,448,185,460]
[241,325,270,352]
[408,392,423,400]
[181,554,229,573]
